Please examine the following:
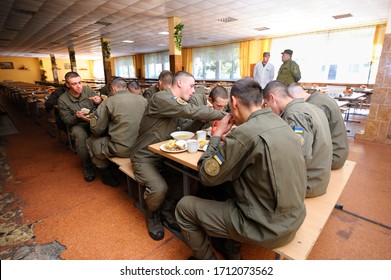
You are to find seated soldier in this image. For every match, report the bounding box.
[263,80,332,198]
[175,77,307,260]
[142,70,173,102]
[86,77,147,187]
[127,80,142,95]
[58,72,102,182]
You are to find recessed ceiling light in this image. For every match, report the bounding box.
[158,44,166,46]
[217,17,237,23]
[332,13,353,19]
[123,40,134,43]
[254,27,270,31]
[159,31,169,35]
[95,21,111,26]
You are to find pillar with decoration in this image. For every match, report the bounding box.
[50,54,59,84]
[169,17,183,74]
[68,47,77,73]
[101,38,112,84]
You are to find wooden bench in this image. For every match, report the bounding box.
[108,156,130,167]
[119,162,145,212]
[273,160,356,260]
[107,157,136,198]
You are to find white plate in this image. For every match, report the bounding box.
[160,144,187,153]
[198,145,208,151]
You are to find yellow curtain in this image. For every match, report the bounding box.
[182,48,193,74]
[134,54,145,79]
[239,39,271,78]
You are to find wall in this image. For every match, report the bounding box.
[0,56,41,84]
[356,33,391,145]
[40,57,95,82]
[0,56,95,85]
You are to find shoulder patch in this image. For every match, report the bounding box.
[176,97,188,105]
[204,158,220,176]
[90,116,97,127]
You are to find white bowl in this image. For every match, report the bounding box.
[170,131,194,140]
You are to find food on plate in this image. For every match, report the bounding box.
[170,131,194,140]
[175,140,187,149]
[164,140,186,151]
[80,108,90,114]
[312,84,319,88]
[360,85,367,89]
[198,139,209,149]
[343,88,353,95]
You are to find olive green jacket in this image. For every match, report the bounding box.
[131,89,225,163]
[276,58,301,85]
[281,99,332,197]
[90,90,148,156]
[58,86,96,126]
[142,84,159,102]
[198,108,307,248]
[307,93,349,169]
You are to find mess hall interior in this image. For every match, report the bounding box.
[0,0,390,262]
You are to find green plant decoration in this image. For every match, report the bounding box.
[174,22,184,51]
[50,56,56,67]
[39,59,43,68]
[102,41,111,59]
[69,50,76,62]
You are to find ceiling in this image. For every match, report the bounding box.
[0,0,390,60]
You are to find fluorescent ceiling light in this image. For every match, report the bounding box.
[123,40,134,43]
[159,31,169,35]
[333,13,353,19]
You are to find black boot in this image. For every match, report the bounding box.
[211,237,241,260]
[161,198,181,232]
[101,167,120,187]
[83,163,95,182]
[146,210,164,241]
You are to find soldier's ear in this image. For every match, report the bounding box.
[231,96,238,109]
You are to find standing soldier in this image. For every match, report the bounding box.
[276,49,301,85]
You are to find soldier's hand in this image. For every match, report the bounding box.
[213,114,233,137]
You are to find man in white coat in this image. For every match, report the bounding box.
[253,52,275,89]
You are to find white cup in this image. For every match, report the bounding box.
[196,130,207,140]
[187,139,198,153]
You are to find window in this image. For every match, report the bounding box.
[270,27,376,84]
[144,51,169,78]
[193,44,240,81]
[114,56,136,78]
[93,60,104,79]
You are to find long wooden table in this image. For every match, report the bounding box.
[148,140,203,195]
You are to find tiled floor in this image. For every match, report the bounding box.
[0,98,390,260]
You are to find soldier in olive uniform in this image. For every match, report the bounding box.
[176,85,209,131]
[143,70,173,102]
[276,49,301,85]
[175,78,307,260]
[288,84,349,170]
[263,81,332,198]
[86,77,148,187]
[131,71,225,241]
[58,72,102,182]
